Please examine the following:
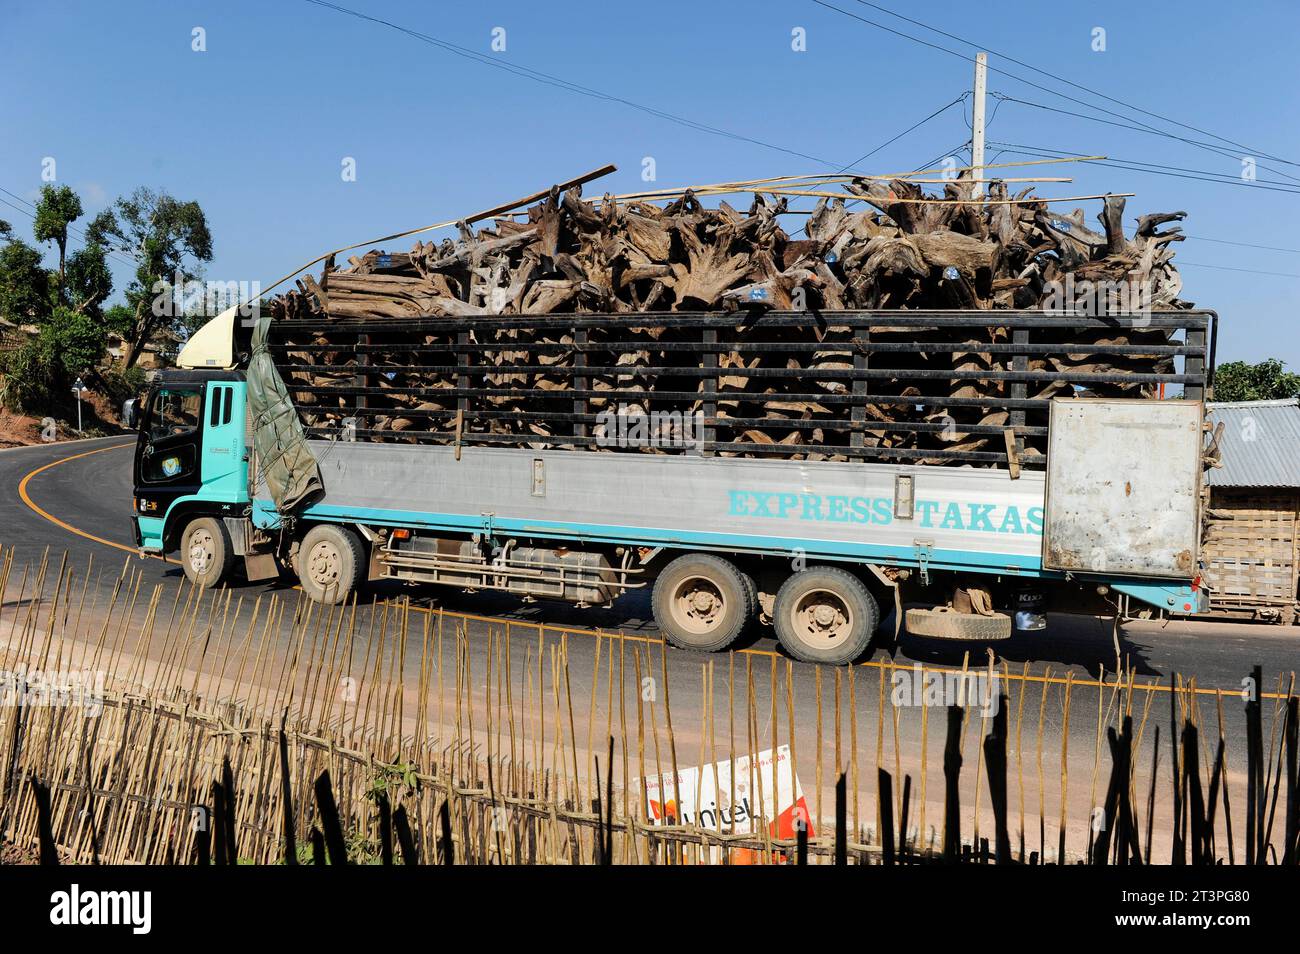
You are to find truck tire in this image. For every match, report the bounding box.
[297,524,365,605]
[905,606,1013,641]
[738,569,759,631]
[652,554,750,652]
[180,517,234,590]
[773,566,879,665]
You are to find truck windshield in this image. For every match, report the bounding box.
[149,388,201,440]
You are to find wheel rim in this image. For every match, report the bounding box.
[671,576,727,636]
[187,528,215,575]
[789,588,854,650]
[306,540,343,592]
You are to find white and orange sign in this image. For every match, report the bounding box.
[638,745,813,839]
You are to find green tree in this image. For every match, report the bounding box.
[65,242,113,317]
[1213,358,1300,402]
[87,187,213,368]
[33,184,84,292]
[0,238,52,324]
[103,302,134,336]
[0,187,118,415]
[0,305,104,413]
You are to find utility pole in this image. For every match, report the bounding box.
[971,52,988,198]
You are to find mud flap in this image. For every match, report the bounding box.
[243,551,279,582]
[864,563,903,639]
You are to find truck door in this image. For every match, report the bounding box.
[134,383,205,526]
[201,381,246,487]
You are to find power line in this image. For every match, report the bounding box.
[1178,261,1300,278]
[985,142,1300,194]
[303,0,856,170]
[806,0,1300,180]
[987,141,1300,188]
[789,100,970,239]
[980,142,1300,255]
[838,0,1299,167]
[836,95,967,172]
[990,96,1300,184]
[0,189,140,271]
[1181,235,1300,255]
[913,140,972,175]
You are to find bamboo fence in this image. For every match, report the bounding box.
[0,544,1296,866]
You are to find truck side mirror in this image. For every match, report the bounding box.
[122,397,138,429]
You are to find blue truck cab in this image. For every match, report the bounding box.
[131,370,251,579]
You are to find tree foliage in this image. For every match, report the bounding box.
[0,185,119,414]
[65,243,113,317]
[33,184,84,291]
[0,306,104,413]
[1213,358,1300,403]
[87,187,213,367]
[0,239,52,324]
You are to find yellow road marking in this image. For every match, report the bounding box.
[19,443,139,554]
[17,441,1291,701]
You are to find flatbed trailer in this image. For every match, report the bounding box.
[128,308,1215,664]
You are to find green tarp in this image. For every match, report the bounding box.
[247,314,323,512]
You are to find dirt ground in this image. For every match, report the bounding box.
[0,408,45,447]
[0,389,123,448]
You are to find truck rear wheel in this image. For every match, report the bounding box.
[774,567,879,664]
[180,517,234,590]
[297,524,365,605]
[652,554,750,652]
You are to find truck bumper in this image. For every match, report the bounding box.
[1112,579,1207,616]
[135,516,166,553]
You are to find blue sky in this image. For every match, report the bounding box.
[2,0,1297,365]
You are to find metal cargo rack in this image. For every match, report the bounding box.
[265,308,1216,469]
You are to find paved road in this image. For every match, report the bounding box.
[3,435,1294,690]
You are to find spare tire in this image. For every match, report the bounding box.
[905,606,1013,641]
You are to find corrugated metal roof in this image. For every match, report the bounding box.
[1206,398,1300,488]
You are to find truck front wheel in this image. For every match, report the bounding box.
[773,567,879,664]
[652,554,750,652]
[180,517,234,590]
[296,524,365,604]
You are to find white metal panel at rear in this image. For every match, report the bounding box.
[1042,399,1203,579]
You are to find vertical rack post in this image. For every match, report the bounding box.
[851,323,869,450]
[456,328,471,449]
[574,325,588,443]
[1185,322,1206,402]
[1010,326,1028,456]
[354,332,369,428]
[701,324,718,456]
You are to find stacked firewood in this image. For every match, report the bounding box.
[269,174,1189,463]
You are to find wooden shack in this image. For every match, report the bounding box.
[1202,398,1300,624]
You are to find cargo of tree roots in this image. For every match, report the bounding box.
[263,167,1211,468]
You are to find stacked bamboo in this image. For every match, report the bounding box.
[269,170,1190,462]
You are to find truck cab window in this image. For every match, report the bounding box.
[150,389,201,441]
[140,387,202,485]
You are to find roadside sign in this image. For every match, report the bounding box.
[637,745,813,839]
[71,377,86,431]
